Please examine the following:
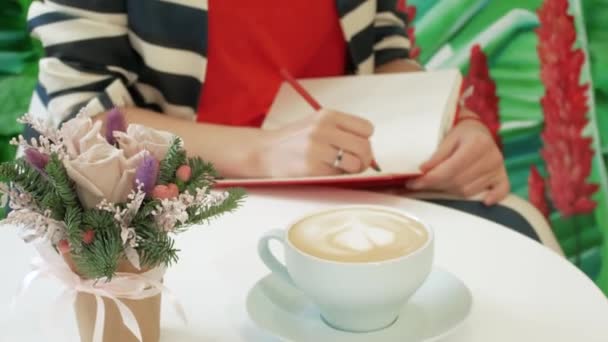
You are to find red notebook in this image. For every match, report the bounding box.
[217,69,462,188]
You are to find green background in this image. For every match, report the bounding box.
[1,0,607,293]
[0,0,42,218]
[411,0,608,293]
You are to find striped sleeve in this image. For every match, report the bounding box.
[374,0,414,67]
[27,0,138,128]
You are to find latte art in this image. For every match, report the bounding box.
[289,208,428,262]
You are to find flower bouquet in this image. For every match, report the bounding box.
[0,109,245,342]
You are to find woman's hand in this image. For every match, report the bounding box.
[406,114,510,205]
[255,109,375,177]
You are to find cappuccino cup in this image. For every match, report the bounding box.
[258,205,434,332]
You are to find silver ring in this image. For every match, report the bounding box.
[332,149,344,168]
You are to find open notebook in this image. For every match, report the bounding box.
[217,69,462,187]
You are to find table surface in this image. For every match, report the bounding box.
[1,188,607,342]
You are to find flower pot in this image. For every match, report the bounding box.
[63,254,163,342]
[75,291,161,342]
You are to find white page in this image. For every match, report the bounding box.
[263,69,462,175]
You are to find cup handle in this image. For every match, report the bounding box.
[258,229,294,285]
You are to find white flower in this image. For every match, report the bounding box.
[60,115,106,159]
[63,144,146,208]
[151,188,229,232]
[17,113,61,143]
[2,209,66,244]
[114,124,175,161]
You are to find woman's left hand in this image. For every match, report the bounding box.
[406,112,510,205]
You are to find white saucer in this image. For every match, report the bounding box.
[246,268,472,342]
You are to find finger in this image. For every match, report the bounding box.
[483,177,510,206]
[306,143,343,176]
[337,151,365,173]
[317,145,364,174]
[321,109,374,138]
[419,133,459,173]
[409,145,474,190]
[458,171,499,198]
[321,128,373,169]
[450,154,502,191]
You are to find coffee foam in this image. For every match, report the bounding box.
[289,208,428,263]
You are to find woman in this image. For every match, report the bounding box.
[26,0,538,239]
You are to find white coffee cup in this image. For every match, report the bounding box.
[258,205,434,332]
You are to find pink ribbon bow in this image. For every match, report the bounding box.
[13,243,187,342]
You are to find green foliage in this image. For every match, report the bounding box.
[74,209,122,279]
[0,2,245,281]
[0,0,40,75]
[45,155,79,208]
[134,220,179,269]
[0,1,245,281]
[415,0,608,288]
[64,205,83,244]
[186,187,246,225]
[43,155,83,223]
[158,138,187,184]
[0,75,30,136]
[73,239,122,280]
[133,198,160,223]
[0,158,53,206]
[0,136,16,162]
[186,156,218,193]
[1,0,43,163]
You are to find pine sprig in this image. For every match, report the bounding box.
[44,155,85,230]
[40,192,65,220]
[186,156,218,194]
[0,159,54,206]
[186,188,246,225]
[73,236,122,280]
[133,219,179,268]
[158,138,187,184]
[133,199,160,222]
[2,118,246,280]
[45,155,79,208]
[74,209,123,279]
[64,205,83,245]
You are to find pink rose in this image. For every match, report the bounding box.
[63,144,145,208]
[114,124,174,161]
[60,116,107,159]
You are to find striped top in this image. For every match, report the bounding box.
[27,0,414,128]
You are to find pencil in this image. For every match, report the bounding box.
[279,69,382,172]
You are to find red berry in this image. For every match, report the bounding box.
[167,183,179,198]
[152,184,179,200]
[57,239,70,254]
[82,229,95,244]
[152,185,170,199]
[176,165,192,182]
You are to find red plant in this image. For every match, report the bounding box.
[398,0,420,60]
[462,44,502,149]
[536,0,598,217]
[528,166,550,218]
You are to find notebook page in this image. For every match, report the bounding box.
[263,69,462,175]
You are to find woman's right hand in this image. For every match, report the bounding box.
[255,109,375,178]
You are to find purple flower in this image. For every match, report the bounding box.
[135,152,159,196]
[105,107,127,145]
[24,148,49,173]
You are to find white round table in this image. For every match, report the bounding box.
[1,188,607,341]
